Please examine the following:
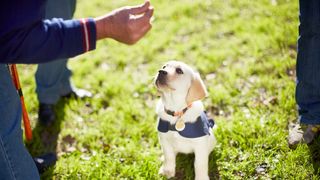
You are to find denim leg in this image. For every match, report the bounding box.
[59,65,74,96]
[36,59,72,104]
[35,0,76,104]
[0,65,39,180]
[296,0,320,124]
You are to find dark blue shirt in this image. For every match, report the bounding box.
[0,0,96,64]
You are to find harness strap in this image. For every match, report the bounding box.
[7,64,32,141]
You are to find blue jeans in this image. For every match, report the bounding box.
[35,0,76,104]
[0,65,40,179]
[296,0,320,124]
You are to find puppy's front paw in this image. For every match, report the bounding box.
[195,175,209,180]
[159,165,175,178]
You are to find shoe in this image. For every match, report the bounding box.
[33,153,57,174]
[61,88,92,99]
[288,123,320,149]
[38,103,55,126]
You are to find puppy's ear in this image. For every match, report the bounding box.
[186,72,208,104]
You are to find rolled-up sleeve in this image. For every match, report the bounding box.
[0,18,96,64]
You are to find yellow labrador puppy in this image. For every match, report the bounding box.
[155,61,216,180]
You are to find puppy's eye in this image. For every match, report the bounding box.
[162,65,166,69]
[176,68,183,74]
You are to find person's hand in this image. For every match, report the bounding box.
[95,0,154,44]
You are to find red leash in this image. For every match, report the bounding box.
[8,64,32,141]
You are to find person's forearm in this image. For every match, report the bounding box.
[0,1,153,64]
[0,18,96,64]
[94,15,111,40]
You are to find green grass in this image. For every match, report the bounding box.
[18,0,320,179]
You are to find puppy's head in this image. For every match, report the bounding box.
[155,61,207,104]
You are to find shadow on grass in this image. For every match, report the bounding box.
[307,136,320,175]
[173,151,220,180]
[26,99,68,179]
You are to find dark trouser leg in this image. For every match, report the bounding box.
[296,0,320,124]
[0,65,39,179]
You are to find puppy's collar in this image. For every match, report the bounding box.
[164,103,192,117]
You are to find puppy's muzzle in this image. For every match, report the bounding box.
[156,70,168,87]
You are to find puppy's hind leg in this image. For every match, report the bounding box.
[194,148,209,180]
[159,146,176,178]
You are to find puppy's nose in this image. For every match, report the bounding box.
[158,70,168,76]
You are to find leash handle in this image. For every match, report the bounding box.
[10,65,32,141]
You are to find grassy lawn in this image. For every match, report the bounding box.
[18,0,320,179]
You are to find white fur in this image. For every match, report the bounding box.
[155,61,216,180]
